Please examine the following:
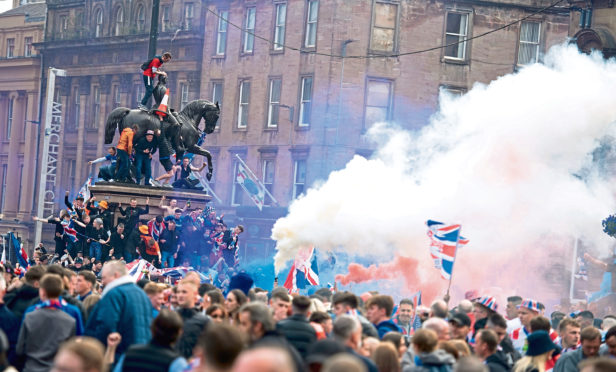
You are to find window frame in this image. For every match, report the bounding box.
[114,6,124,36]
[292,159,307,199]
[136,4,146,33]
[90,85,101,130]
[24,36,33,57]
[211,80,224,129]
[161,5,171,32]
[6,97,14,139]
[369,1,400,54]
[363,78,394,130]
[242,7,256,54]
[231,160,243,206]
[71,87,80,131]
[184,2,194,30]
[112,84,121,107]
[442,9,472,63]
[180,82,189,109]
[0,164,7,213]
[215,9,229,56]
[6,38,15,58]
[273,2,287,51]
[298,75,313,128]
[304,0,319,49]
[94,8,104,38]
[267,77,282,129]
[262,158,276,205]
[516,20,542,67]
[237,79,251,129]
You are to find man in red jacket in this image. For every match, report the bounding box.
[139,52,172,110]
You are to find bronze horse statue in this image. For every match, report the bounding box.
[104,97,220,180]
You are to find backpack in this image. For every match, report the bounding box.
[140,56,161,71]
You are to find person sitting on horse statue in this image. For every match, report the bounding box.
[172,157,206,190]
[139,52,172,111]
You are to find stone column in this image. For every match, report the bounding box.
[4,91,26,217]
[20,90,39,216]
[75,77,90,191]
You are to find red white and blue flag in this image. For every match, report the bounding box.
[127,259,156,281]
[61,219,79,243]
[284,246,319,293]
[426,220,468,280]
[147,219,165,242]
[10,232,29,270]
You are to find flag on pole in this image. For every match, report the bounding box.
[426,220,467,280]
[9,232,29,270]
[1,236,6,265]
[235,159,266,211]
[147,219,165,242]
[61,219,79,243]
[78,177,92,202]
[283,246,320,293]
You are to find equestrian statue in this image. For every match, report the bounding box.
[104,76,220,180]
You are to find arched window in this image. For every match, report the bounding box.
[94,8,103,37]
[114,7,124,36]
[136,4,145,32]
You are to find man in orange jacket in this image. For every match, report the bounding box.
[116,124,138,183]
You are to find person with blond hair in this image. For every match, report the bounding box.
[51,337,105,372]
[513,330,558,372]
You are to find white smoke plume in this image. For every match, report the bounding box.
[272,45,616,302]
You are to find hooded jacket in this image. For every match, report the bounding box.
[375,318,403,339]
[404,349,455,372]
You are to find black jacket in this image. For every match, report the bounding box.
[276,314,317,360]
[4,284,39,318]
[486,351,511,372]
[174,308,209,359]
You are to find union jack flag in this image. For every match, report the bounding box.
[127,259,156,281]
[61,219,79,243]
[410,290,423,334]
[283,246,319,293]
[426,220,468,280]
[147,220,165,241]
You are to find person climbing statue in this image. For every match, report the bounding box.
[139,52,172,110]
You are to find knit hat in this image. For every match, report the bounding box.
[474,296,498,312]
[526,330,559,356]
[517,299,541,313]
[98,200,108,209]
[139,225,149,234]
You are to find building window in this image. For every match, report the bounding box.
[6,38,14,58]
[231,161,243,205]
[114,7,124,36]
[59,15,68,38]
[273,3,286,50]
[237,80,250,128]
[444,12,469,60]
[136,5,146,32]
[242,7,256,53]
[267,78,282,128]
[17,164,23,210]
[292,159,306,199]
[518,21,541,66]
[262,159,275,205]
[90,86,100,129]
[299,76,313,127]
[113,85,121,107]
[24,37,33,57]
[184,3,194,30]
[6,98,13,139]
[364,79,393,128]
[67,159,76,192]
[161,6,171,32]
[211,81,223,128]
[0,165,7,213]
[216,10,229,55]
[370,2,398,52]
[135,84,144,106]
[180,83,189,109]
[304,0,318,48]
[95,9,103,37]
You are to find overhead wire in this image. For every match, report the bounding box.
[205,0,568,60]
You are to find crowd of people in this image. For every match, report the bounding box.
[2,252,616,372]
[30,192,244,282]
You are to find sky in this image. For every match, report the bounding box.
[0,0,12,14]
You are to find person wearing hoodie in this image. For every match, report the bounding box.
[404,329,455,372]
[365,295,403,339]
[476,329,511,372]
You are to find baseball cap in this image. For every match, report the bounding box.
[449,312,472,327]
[146,130,155,135]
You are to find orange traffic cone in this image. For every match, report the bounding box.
[154,88,170,120]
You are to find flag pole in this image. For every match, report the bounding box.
[444,226,462,306]
[234,154,279,205]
